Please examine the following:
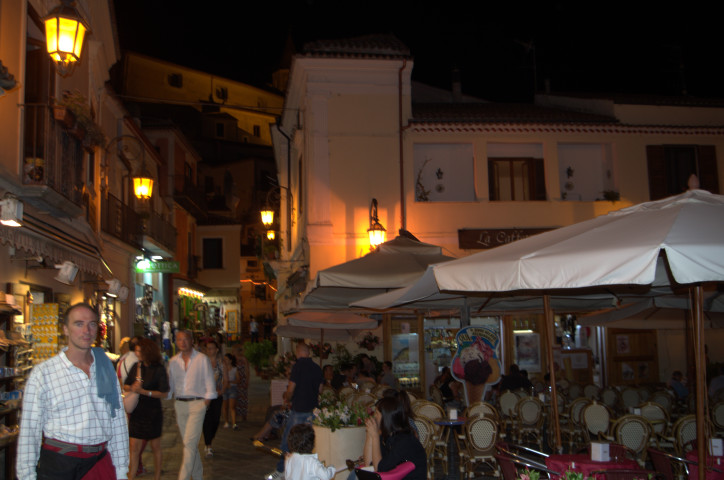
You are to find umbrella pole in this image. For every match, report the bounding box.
[693,285,707,480]
[543,295,562,453]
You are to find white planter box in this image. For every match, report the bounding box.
[313,425,366,479]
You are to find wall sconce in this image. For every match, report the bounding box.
[43,0,89,77]
[260,206,274,228]
[105,279,129,301]
[0,196,23,227]
[266,230,276,241]
[54,260,79,285]
[367,198,387,251]
[133,161,153,200]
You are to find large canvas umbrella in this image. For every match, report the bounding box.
[302,236,454,310]
[428,189,724,471]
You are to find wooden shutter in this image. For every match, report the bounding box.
[533,158,547,200]
[646,145,668,200]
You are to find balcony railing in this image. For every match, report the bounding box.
[173,175,207,219]
[144,211,177,253]
[101,194,142,249]
[23,104,84,211]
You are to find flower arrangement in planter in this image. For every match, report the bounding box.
[272,351,296,378]
[310,342,333,359]
[357,331,380,351]
[313,400,370,432]
[53,90,107,148]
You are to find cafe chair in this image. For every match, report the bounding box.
[583,383,601,400]
[620,387,640,411]
[372,384,388,398]
[581,400,612,443]
[459,415,499,480]
[669,414,696,457]
[413,400,445,421]
[515,396,544,449]
[465,401,500,422]
[356,392,377,407]
[429,384,445,408]
[638,401,670,446]
[637,386,652,402]
[412,401,449,475]
[338,385,356,401]
[600,386,623,414]
[710,401,724,438]
[412,416,437,480]
[589,469,662,480]
[494,452,560,480]
[611,414,652,466]
[496,441,549,466]
[651,389,675,415]
[499,390,520,437]
[560,397,589,453]
[567,383,583,400]
[648,447,692,480]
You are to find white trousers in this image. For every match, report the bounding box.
[174,399,207,480]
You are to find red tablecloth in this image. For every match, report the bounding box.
[546,454,639,480]
[686,450,724,480]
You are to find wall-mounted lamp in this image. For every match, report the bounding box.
[43,0,89,77]
[105,279,129,301]
[266,230,276,241]
[133,161,153,200]
[54,260,79,285]
[367,198,387,251]
[0,196,23,227]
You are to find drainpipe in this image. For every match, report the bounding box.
[398,59,408,231]
[275,121,292,252]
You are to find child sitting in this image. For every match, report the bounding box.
[285,424,336,480]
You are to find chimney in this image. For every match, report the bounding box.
[452,68,462,102]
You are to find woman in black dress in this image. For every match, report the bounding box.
[363,395,427,480]
[124,338,169,480]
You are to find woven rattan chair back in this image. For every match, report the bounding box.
[672,414,696,456]
[466,416,499,453]
[601,386,621,412]
[356,392,377,407]
[517,396,543,427]
[637,386,652,402]
[650,390,674,414]
[372,384,388,398]
[412,416,436,456]
[582,400,611,440]
[621,387,640,410]
[712,401,724,434]
[613,414,652,461]
[583,384,601,400]
[466,402,499,421]
[499,390,519,418]
[639,401,668,436]
[430,384,445,407]
[414,400,445,422]
[338,385,356,400]
[359,381,377,393]
[345,392,360,407]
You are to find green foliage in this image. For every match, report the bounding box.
[57,90,106,148]
[313,400,370,432]
[244,339,276,370]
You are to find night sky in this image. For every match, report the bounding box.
[114,1,724,102]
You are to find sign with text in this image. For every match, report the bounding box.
[458,228,555,249]
[135,260,180,273]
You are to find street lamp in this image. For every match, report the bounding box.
[367,198,387,250]
[43,0,89,77]
[133,163,154,200]
[260,206,274,228]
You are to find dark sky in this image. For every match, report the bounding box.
[114,1,724,102]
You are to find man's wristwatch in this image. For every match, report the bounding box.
[147,390,152,397]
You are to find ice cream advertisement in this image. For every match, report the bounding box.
[451,326,501,405]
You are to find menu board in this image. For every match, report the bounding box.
[30,303,60,364]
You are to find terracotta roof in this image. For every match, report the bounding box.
[544,92,724,108]
[411,102,618,124]
[302,34,411,59]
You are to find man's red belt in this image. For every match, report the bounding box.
[42,438,107,458]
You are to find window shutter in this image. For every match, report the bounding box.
[646,146,668,200]
[697,146,719,194]
[534,158,547,200]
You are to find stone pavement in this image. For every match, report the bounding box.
[142,368,279,480]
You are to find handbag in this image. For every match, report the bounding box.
[123,392,139,414]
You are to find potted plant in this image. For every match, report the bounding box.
[312,400,371,474]
[357,331,380,351]
[244,339,276,374]
[53,90,107,148]
[310,342,333,359]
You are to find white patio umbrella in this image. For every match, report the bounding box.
[428,189,724,469]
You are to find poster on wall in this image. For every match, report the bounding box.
[391,333,418,364]
[514,332,541,372]
[451,326,501,405]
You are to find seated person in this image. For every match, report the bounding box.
[668,370,689,399]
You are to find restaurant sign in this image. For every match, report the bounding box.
[458,227,556,249]
[135,260,180,273]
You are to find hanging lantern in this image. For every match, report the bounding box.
[43,1,89,76]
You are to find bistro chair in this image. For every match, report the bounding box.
[413,400,445,421]
[338,385,356,401]
[320,384,337,397]
[637,385,652,402]
[620,387,640,411]
[412,416,437,480]
[515,396,544,449]
[669,414,696,457]
[583,383,601,400]
[559,397,589,452]
[412,401,448,475]
[611,414,652,466]
[372,384,389,398]
[580,400,612,443]
[710,401,724,438]
[499,390,520,437]
[356,392,377,407]
[639,401,670,446]
[345,392,360,407]
[429,384,445,408]
[600,386,622,414]
[465,401,500,422]
[648,447,691,480]
[651,389,675,415]
[459,415,499,480]
[496,441,549,467]
[359,380,377,393]
[567,383,583,400]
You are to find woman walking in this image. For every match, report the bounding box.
[124,338,170,480]
[222,353,240,429]
[234,345,250,422]
[202,340,224,457]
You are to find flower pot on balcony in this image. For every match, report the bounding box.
[52,105,75,128]
[313,425,365,479]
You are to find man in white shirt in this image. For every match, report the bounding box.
[17,303,129,480]
[118,336,143,384]
[167,330,217,480]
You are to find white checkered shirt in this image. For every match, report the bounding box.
[16,348,129,480]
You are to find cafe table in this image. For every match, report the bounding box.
[433,417,467,476]
[546,453,639,480]
[686,450,724,480]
